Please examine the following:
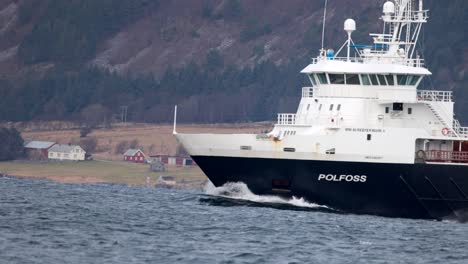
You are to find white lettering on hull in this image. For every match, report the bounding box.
[318,174,367,183]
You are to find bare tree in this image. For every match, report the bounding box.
[129,139,139,149]
[115,140,129,154]
[80,137,98,153]
[148,144,156,155]
[80,127,92,138]
[80,104,111,128]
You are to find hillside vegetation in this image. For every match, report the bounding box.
[18,0,158,65]
[0,0,466,124]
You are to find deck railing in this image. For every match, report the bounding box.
[453,119,468,138]
[277,114,296,125]
[417,90,453,102]
[425,150,468,163]
[311,56,425,68]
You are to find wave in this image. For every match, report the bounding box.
[201,181,336,212]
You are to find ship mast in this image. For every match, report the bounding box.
[371,0,428,62]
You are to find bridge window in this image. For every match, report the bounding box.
[317,73,328,84]
[361,74,371,85]
[329,104,334,111]
[309,74,317,86]
[397,75,408,85]
[370,75,379,85]
[346,74,361,85]
[319,104,322,111]
[407,75,421,86]
[337,104,342,111]
[397,75,422,86]
[329,74,345,84]
[385,75,395,85]
[378,75,387,85]
[408,108,413,115]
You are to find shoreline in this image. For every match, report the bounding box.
[0,160,207,189]
[2,173,207,190]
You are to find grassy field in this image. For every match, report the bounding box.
[20,122,273,160]
[0,160,207,187]
[2,121,273,187]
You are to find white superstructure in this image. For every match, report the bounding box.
[176,0,468,166]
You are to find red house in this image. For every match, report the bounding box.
[24,140,56,159]
[123,149,146,163]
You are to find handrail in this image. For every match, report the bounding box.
[419,91,468,138]
[383,11,429,22]
[417,90,453,102]
[424,92,459,137]
[426,150,468,163]
[453,119,468,138]
[311,56,425,68]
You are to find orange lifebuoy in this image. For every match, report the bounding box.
[442,128,450,136]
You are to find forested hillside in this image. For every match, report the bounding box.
[0,0,466,124]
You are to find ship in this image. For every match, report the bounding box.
[175,0,468,221]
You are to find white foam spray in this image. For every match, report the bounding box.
[203,181,325,209]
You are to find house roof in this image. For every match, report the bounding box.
[49,144,84,154]
[124,149,144,156]
[24,141,56,150]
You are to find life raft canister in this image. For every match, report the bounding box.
[442,128,450,136]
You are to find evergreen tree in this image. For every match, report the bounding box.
[0,128,24,161]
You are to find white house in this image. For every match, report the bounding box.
[48,144,86,161]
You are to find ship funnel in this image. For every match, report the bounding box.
[344,18,356,33]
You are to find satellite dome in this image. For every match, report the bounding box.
[344,19,356,33]
[383,1,395,14]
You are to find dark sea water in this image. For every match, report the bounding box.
[1,176,467,264]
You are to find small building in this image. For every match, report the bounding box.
[150,155,195,167]
[48,144,86,161]
[123,149,146,163]
[24,140,56,159]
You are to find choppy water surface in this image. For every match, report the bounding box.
[1,176,467,264]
